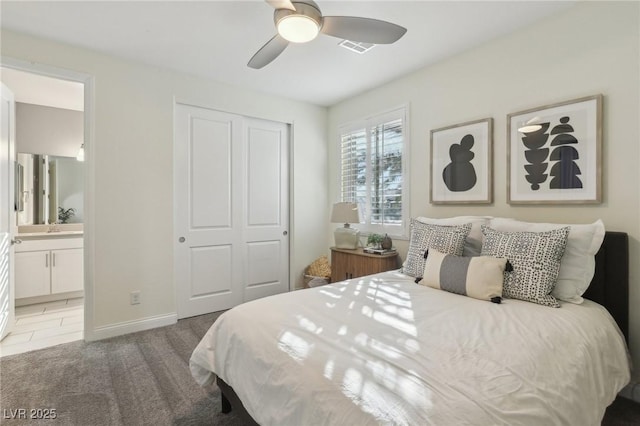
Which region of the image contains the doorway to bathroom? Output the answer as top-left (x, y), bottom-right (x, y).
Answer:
top-left (0, 64), bottom-right (90, 356)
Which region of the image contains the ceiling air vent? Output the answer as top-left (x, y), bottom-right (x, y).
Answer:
top-left (338, 40), bottom-right (376, 54)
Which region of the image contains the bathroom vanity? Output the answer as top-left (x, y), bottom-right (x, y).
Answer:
top-left (14, 225), bottom-right (83, 306)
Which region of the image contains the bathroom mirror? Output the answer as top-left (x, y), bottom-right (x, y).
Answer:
top-left (16, 153), bottom-right (84, 225)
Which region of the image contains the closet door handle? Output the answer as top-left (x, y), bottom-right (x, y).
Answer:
top-left (52, 253), bottom-right (56, 267)
top-left (45, 253), bottom-right (49, 268)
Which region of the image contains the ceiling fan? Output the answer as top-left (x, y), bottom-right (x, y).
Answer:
top-left (248, 0), bottom-right (407, 69)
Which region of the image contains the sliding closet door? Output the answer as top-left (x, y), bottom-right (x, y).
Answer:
top-left (174, 104), bottom-right (289, 319)
top-left (242, 118), bottom-right (289, 302)
top-left (175, 105), bottom-right (243, 318)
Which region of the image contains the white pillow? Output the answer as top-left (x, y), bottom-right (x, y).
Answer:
top-left (415, 216), bottom-right (492, 256)
top-left (488, 218), bottom-right (605, 304)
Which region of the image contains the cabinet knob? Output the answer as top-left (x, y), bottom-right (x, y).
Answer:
top-left (11, 238), bottom-right (22, 245)
top-left (178, 237), bottom-right (186, 243)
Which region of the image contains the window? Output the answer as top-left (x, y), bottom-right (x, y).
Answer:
top-left (338, 106), bottom-right (409, 238)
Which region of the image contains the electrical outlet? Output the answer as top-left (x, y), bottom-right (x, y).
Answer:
top-left (130, 291), bottom-right (141, 305)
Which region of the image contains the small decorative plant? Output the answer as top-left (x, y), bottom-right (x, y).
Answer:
top-left (367, 233), bottom-right (383, 248)
top-left (58, 207), bottom-right (76, 224)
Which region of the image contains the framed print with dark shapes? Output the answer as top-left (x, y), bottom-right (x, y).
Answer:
top-left (507, 94), bottom-right (602, 204)
top-left (430, 118), bottom-right (493, 205)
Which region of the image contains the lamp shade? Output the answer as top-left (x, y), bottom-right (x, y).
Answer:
top-left (331, 202), bottom-right (360, 225)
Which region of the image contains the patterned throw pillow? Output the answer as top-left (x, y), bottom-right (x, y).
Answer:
top-left (488, 218), bottom-right (605, 304)
top-left (480, 226), bottom-right (570, 307)
top-left (403, 220), bottom-right (471, 278)
top-left (421, 249), bottom-right (507, 302)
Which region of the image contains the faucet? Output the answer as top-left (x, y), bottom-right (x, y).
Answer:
top-left (48, 222), bottom-right (60, 233)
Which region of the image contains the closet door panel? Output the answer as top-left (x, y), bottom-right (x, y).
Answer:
top-left (190, 117), bottom-right (232, 229)
top-left (175, 105), bottom-right (290, 318)
top-left (243, 118), bottom-right (289, 302)
top-left (175, 105), bottom-right (243, 319)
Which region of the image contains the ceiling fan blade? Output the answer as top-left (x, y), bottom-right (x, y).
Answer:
top-left (321, 16), bottom-right (407, 44)
top-left (265, 0), bottom-right (296, 11)
top-left (248, 34), bottom-right (289, 69)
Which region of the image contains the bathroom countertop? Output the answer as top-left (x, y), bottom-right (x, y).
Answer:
top-left (17, 224), bottom-right (84, 239)
top-left (17, 231), bottom-right (84, 239)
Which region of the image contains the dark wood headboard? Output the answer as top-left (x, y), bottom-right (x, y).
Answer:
top-left (583, 231), bottom-right (629, 342)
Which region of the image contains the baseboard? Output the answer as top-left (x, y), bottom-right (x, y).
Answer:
top-left (85, 312), bottom-right (177, 341)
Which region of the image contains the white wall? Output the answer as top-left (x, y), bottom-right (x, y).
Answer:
top-left (1, 30), bottom-right (328, 330)
top-left (329, 2), bottom-right (640, 376)
top-left (16, 102), bottom-right (83, 157)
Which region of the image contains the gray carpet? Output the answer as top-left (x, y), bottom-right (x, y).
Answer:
top-left (1, 311), bottom-right (639, 425)
top-left (0, 311), bottom-right (242, 425)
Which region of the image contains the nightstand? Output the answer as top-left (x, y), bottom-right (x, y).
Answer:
top-left (330, 247), bottom-right (399, 282)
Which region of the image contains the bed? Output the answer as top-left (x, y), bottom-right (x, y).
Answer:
top-left (190, 230), bottom-right (630, 425)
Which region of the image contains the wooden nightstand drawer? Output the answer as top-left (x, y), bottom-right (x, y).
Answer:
top-left (330, 247), bottom-right (399, 282)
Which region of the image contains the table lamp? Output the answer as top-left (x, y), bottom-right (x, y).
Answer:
top-left (331, 202), bottom-right (360, 249)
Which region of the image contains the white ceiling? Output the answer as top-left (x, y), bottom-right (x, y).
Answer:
top-left (0, 1), bottom-right (575, 107)
top-left (0, 67), bottom-right (85, 111)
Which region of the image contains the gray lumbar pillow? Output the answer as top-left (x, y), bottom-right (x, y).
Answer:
top-left (421, 249), bottom-right (507, 303)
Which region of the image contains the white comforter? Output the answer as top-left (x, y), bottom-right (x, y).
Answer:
top-left (190, 271), bottom-right (630, 426)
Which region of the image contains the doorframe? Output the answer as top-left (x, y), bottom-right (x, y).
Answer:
top-left (172, 97), bottom-right (295, 306)
top-left (1, 56), bottom-right (96, 340)
top-left (1, 82), bottom-right (16, 340)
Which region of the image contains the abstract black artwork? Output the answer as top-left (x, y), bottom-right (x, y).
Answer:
top-left (431, 118), bottom-right (492, 204)
top-left (508, 95), bottom-right (602, 204)
top-left (520, 122), bottom-right (550, 191)
top-left (443, 134), bottom-right (477, 192)
top-left (549, 117), bottom-right (582, 189)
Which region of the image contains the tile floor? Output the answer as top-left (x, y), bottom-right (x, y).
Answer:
top-left (0, 298), bottom-right (84, 357)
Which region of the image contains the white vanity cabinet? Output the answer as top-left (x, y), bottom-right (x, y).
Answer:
top-left (15, 237), bottom-right (83, 300)
top-left (50, 248), bottom-right (83, 294)
top-left (14, 251), bottom-right (51, 298)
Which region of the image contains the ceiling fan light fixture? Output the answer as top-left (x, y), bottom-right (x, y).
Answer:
top-left (277, 14), bottom-right (319, 43)
top-left (252, 0), bottom-right (405, 69)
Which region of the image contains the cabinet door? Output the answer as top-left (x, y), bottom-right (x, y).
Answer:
top-left (51, 248), bottom-right (84, 294)
top-left (15, 251), bottom-right (50, 298)
top-left (331, 250), bottom-right (350, 282)
top-left (351, 255), bottom-right (375, 279)
top-left (354, 256), bottom-right (398, 277)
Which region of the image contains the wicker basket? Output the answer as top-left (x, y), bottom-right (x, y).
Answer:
top-left (303, 267), bottom-right (330, 288)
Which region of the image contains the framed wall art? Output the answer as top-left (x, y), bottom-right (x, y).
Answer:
top-left (507, 95), bottom-right (602, 204)
top-left (430, 118), bottom-right (493, 204)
